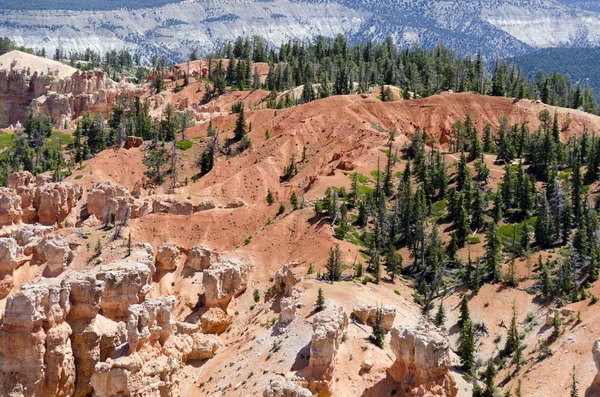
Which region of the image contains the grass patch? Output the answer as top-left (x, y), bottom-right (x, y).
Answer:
top-left (370, 169), bottom-right (385, 180)
top-left (74, 175), bottom-right (83, 180)
top-left (467, 236), bottom-right (481, 245)
top-left (192, 135), bottom-right (205, 140)
top-left (358, 185), bottom-right (373, 195)
top-left (348, 172), bottom-right (370, 184)
top-left (176, 140), bottom-right (193, 151)
top-left (430, 199), bottom-right (447, 218)
top-left (370, 122), bottom-right (387, 133)
top-left (49, 131), bottom-right (74, 146)
top-left (0, 133), bottom-right (14, 149)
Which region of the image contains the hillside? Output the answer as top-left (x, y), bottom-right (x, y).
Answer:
top-left (509, 47), bottom-right (600, 98)
top-left (2, 51), bottom-right (600, 397)
top-left (1, 0), bottom-right (600, 61)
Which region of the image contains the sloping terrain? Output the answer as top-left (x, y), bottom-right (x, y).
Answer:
top-left (3, 52), bottom-right (600, 397)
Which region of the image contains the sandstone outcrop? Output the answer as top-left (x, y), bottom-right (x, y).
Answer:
top-left (279, 297), bottom-right (300, 329)
top-left (307, 305), bottom-right (348, 395)
top-left (0, 237), bottom-right (20, 273)
top-left (0, 281), bottom-right (76, 397)
top-left (90, 296), bottom-right (221, 397)
top-left (156, 243), bottom-right (180, 272)
top-left (87, 181), bottom-right (131, 223)
top-left (593, 339), bottom-right (600, 387)
top-left (33, 235), bottom-right (77, 276)
top-left (388, 323), bottom-right (457, 397)
top-left (200, 307), bottom-right (233, 334)
top-left (352, 304), bottom-right (397, 331)
top-left (203, 259), bottom-right (250, 309)
top-left (0, 172), bottom-right (82, 226)
top-left (264, 376), bottom-right (312, 397)
top-left (95, 261), bottom-right (153, 321)
top-left (274, 262), bottom-right (303, 297)
top-left (9, 224), bottom-right (53, 255)
top-left (184, 244), bottom-right (213, 271)
top-left (0, 51), bottom-right (143, 127)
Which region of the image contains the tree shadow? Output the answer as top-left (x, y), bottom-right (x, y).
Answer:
top-left (361, 372), bottom-right (401, 397)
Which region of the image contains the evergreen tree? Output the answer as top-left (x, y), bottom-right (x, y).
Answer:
top-left (483, 123), bottom-right (495, 153)
top-left (570, 366), bottom-right (579, 397)
top-left (325, 244), bottom-right (343, 281)
top-left (234, 106), bottom-right (247, 140)
top-left (370, 306), bottom-right (385, 348)
top-left (385, 245), bottom-right (402, 282)
top-left (485, 221), bottom-right (502, 282)
top-left (433, 302), bottom-right (446, 327)
top-left (459, 293), bottom-right (470, 327)
top-left (458, 318), bottom-right (476, 374)
top-left (315, 287), bottom-right (325, 312)
top-left (482, 360), bottom-right (498, 397)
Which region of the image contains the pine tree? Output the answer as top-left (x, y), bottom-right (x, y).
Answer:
top-left (315, 287), bottom-right (325, 312)
top-left (552, 309), bottom-right (562, 337)
top-left (483, 122), bottom-right (495, 153)
top-left (325, 245), bottom-right (343, 281)
top-left (267, 189), bottom-right (275, 205)
top-left (234, 106), bottom-right (247, 140)
top-left (371, 306), bottom-right (385, 348)
top-left (458, 318), bottom-right (476, 374)
top-left (570, 366), bottom-right (578, 397)
top-left (485, 221), bottom-right (502, 282)
top-left (482, 359), bottom-right (498, 397)
top-left (433, 302), bottom-right (446, 327)
top-left (459, 293), bottom-right (470, 327)
top-left (290, 191), bottom-right (300, 210)
top-left (504, 303), bottom-right (522, 369)
top-left (385, 245), bottom-right (402, 282)
top-left (455, 196), bottom-right (471, 246)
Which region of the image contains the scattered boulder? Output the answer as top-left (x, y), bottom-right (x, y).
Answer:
top-left (156, 243), bottom-right (180, 271)
top-left (361, 356), bottom-right (374, 373)
top-left (263, 376), bottom-right (312, 397)
top-left (124, 136), bottom-right (143, 149)
top-left (203, 259), bottom-right (250, 309)
top-left (545, 307), bottom-right (576, 326)
top-left (194, 199), bottom-right (216, 212)
top-left (388, 323), bottom-right (457, 397)
top-left (352, 304), bottom-right (396, 331)
top-left (226, 198), bottom-right (245, 208)
top-left (184, 244), bottom-right (213, 271)
top-left (200, 307), bottom-right (233, 334)
top-left (81, 214), bottom-right (102, 227)
top-left (336, 159), bottom-right (357, 171)
top-left (274, 262), bottom-right (303, 297)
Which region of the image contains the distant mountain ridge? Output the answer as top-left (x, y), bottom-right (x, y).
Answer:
top-left (1, 0), bottom-right (600, 61)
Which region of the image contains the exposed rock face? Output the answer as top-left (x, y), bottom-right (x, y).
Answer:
top-left (388, 323), bottom-right (457, 397)
top-left (264, 376), bottom-right (312, 397)
top-left (0, 281), bottom-right (76, 397)
top-left (95, 261), bottom-right (153, 321)
top-left (203, 259), bottom-right (250, 309)
top-left (184, 244), bottom-right (213, 271)
top-left (33, 235), bottom-right (77, 276)
top-left (352, 304), bottom-right (397, 331)
top-left (279, 297), bottom-right (299, 329)
top-left (274, 262), bottom-right (303, 297)
top-left (200, 307), bottom-right (233, 334)
top-left (593, 339), bottom-right (600, 387)
top-left (0, 187), bottom-right (23, 225)
top-left (91, 296), bottom-right (221, 397)
top-left (0, 51), bottom-right (142, 127)
top-left (0, 237), bottom-right (19, 273)
top-left (0, 172), bottom-right (82, 226)
top-left (87, 181), bottom-right (131, 223)
top-left (308, 305), bottom-right (348, 395)
top-left (125, 136), bottom-right (143, 149)
top-left (9, 224), bottom-right (53, 255)
top-left (155, 243), bottom-right (180, 272)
